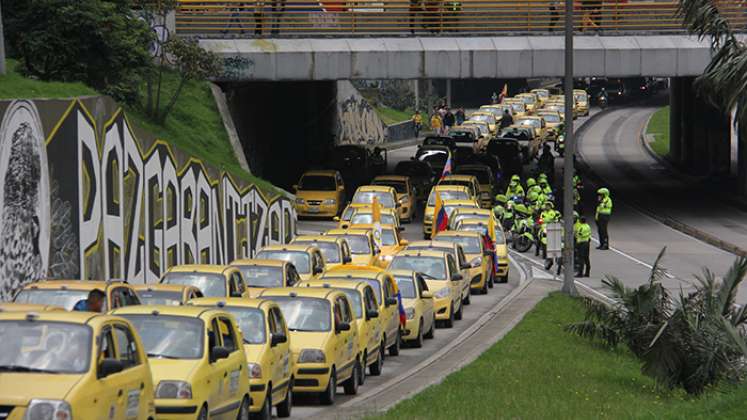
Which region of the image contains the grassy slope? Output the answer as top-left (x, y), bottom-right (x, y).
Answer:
top-left (647, 106), bottom-right (670, 158)
top-left (1, 59), bottom-right (280, 196)
top-left (377, 293), bottom-right (747, 420)
top-left (375, 105), bottom-right (412, 125)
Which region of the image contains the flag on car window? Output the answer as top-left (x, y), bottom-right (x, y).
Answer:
top-left (440, 152), bottom-right (452, 180)
top-left (397, 290), bottom-right (407, 327)
top-left (372, 196), bottom-right (383, 249)
top-left (432, 192), bottom-right (449, 239)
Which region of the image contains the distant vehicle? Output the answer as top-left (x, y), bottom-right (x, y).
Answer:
top-left (415, 145), bottom-right (451, 179)
top-left (422, 136), bottom-right (457, 153)
top-left (327, 145), bottom-right (377, 195)
top-left (488, 138), bottom-right (524, 179)
top-left (394, 160), bottom-right (436, 202)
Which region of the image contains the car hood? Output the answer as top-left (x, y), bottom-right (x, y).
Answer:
top-left (243, 344), bottom-right (269, 365)
top-left (297, 191), bottom-right (336, 201)
top-left (495, 244), bottom-right (508, 257)
top-left (424, 279), bottom-right (450, 296)
top-left (350, 254), bottom-right (375, 266)
top-left (148, 358), bottom-right (201, 384)
top-left (0, 373), bottom-right (83, 404)
top-left (288, 331), bottom-right (330, 356)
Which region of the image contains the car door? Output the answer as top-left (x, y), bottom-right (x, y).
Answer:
top-left (362, 286), bottom-right (380, 354)
top-left (381, 276), bottom-right (398, 345)
top-left (340, 296), bottom-right (358, 365)
top-left (112, 323), bottom-right (151, 420)
top-left (416, 274), bottom-right (434, 332)
top-left (455, 245), bottom-right (470, 297)
top-left (216, 316), bottom-right (245, 416)
top-left (446, 254), bottom-right (461, 311)
top-left (206, 317), bottom-right (227, 413)
top-left (269, 307), bottom-right (292, 394)
top-left (332, 299), bottom-right (347, 372)
top-left (96, 323), bottom-right (129, 420)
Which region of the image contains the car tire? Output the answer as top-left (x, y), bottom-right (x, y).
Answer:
top-left (369, 344), bottom-right (384, 376)
top-left (423, 233), bottom-right (430, 240)
top-left (488, 272), bottom-right (495, 288)
top-left (424, 315), bottom-right (435, 339)
top-left (481, 281), bottom-right (488, 295)
top-left (320, 369), bottom-right (336, 405)
top-left (411, 319), bottom-right (424, 348)
top-left (343, 361), bottom-right (360, 395)
top-left (463, 292), bottom-right (471, 305)
top-left (389, 330), bottom-right (401, 356)
top-left (237, 395), bottom-right (250, 420)
top-left (276, 381), bottom-right (292, 418)
top-left (198, 406), bottom-right (208, 420)
top-left (252, 390), bottom-right (270, 420)
top-left (443, 305), bottom-right (454, 328)
top-left (501, 275), bottom-right (509, 284)
top-left (455, 302), bottom-right (463, 321)
top-left (359, 352), bottom-right (367, 385)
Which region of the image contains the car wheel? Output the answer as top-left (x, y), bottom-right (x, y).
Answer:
top-left (236, 395), bottom-right (250, 420)
top-left (320, 369), bottom-right (336, 405)
top-left (411, 319), bottom-right (424, 348)
top-left (423, 233), bottom-right (430, 240)
top-left (369, 344), bottom-right (384, 376)
top-left (197, 405), bottom-right (208, 420)
top-left (463, 291), bottom-right (471, 305)
top-left (358, 352), bottom-right (367, 385)
top-left (389, 330), bottom-right (401, 356)
top-left (455, 302), bottom-right (463, 321)
top-left (276, 381), bottom-right (292, 418)
top-left (424, 315), bottom-right (435, 339)
top-left (251, 390), bottom-right (270, 420)
top-left (501, 275), bottom-right (509, 283)
top-left (443, 305), bottom-right (454, 328)
top-left (343, 361), bottom-right (360, 395)
top-left (481, 281), bottom-right (488, 295)
top-left (488, 272), bottom-right (495, 288)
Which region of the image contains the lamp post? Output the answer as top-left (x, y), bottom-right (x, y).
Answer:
top-left (561, 0), bottom-right (578, 295)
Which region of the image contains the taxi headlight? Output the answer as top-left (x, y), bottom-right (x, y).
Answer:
top-left (405, 307), bottom-right (415, 320)
top-left (247, 363), bottom-right (262, 379)
top-left (322, 199), bottom-right (336, 205)
top-left (434, 287), bottom-right (451, 298)
top-left (298, 349), bottom-right (326, 364)
top-left (25, 400), bottom-right (72, 420)
top-left (296, 198), bottom-right (305, 205)
top-left (156, 380), bottom-right (193, 399)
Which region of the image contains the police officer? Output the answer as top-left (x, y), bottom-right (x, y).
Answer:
top-left (595, 187), bottom-right (612, 250)
top-left (575, 216), bottom-right (592, 277)
top-left (505, 175), bottom-right (525, 199)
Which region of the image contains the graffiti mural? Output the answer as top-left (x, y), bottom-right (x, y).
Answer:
top-left (335, 81), bottom-right (386, 145)
top-left (0, 97), bottom-right (295, 299)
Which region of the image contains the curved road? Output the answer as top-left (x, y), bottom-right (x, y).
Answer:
top-left (576, 105), bottom-right (747, 302)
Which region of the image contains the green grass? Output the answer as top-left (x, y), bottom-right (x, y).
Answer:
top-left (375, 293), bottom-right (747, 420)
top-left (1, 59), bottom-right (281, 196)
top-left (647, 106), bottom-right (670, 158)
top-left (375, 106), bottom-right (413, 125)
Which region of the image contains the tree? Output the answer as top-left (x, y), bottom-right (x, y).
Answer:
top-left (3, 0), bottom-right (153, 103)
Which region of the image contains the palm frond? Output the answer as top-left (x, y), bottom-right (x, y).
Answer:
top-left (648, 247), bottom-right (669, 286)
top-left (601, 276), bottom-right (629, 302)
top-left (677, 0), bottom-right (736, 47)
top-left (716, 258), bottom-right (747, 317)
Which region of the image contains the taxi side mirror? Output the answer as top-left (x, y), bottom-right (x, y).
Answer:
top-left (421, 291), bottom-right (433, 299)
top-left (335, 322), bottom-right (351, 333)
top-left (271, 333), bottom-right (287, 347)
top-left (385, 297), bottom-right (398, 306)
top-left (210, 346), bottom-right (230, 363)
top-left (470, 257), bottom-right (482, 268)
top-left (366, 309), bottom-right (379, 320)
top-left (333, 216), bottom-right (341, 222)
top-left (98, 358), bottom-right (124, 379)
top-left (399, 239), bottom-right (409, 246)
top-left (343, 255), bottom-right (352, 264)
top-left (313, 266), bottom-right (324, 275)
top-left (451, 273), bottom-right (463, 282)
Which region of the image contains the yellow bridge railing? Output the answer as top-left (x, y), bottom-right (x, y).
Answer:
top-left (175, 0), bottom-right (747, 37)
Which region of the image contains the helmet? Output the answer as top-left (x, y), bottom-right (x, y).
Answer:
top-left (526, 178), bottom-right (536, 187)
top-left (538, 173), bottom-right (547, 181)
top-left (514, 204), bottom-right (530, 216)
top-left (573, 211), bottom-right (579, 220)
top-left (597, 187), bottom-right (610, 196)
top-left (495, 194), bottom-right (508, 204)
top-left (544, 201), bottom-right (554, 209)
top-left (511, 174), bottom-right (520, 182)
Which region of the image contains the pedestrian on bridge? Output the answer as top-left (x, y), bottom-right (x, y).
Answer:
top-left (575, 216), bottom-right (592, 277)
top-left (595, 187), bottom-right (612, 250)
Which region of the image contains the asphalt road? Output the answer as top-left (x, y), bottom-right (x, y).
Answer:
top-left (293, 202), bottom-right (519, 418)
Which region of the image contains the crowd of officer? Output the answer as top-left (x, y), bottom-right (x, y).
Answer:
top-left (491, 168), bottom-right (613, 277)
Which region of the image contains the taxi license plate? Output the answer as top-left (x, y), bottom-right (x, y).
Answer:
top-left (308, 206), bottom-right (320, 213)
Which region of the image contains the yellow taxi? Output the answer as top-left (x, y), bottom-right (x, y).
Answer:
top-left (349, 185), bottom-right (398, 212)
top-left (161, 264), bottom-right (249, 299)
top-left (455, 219), bottom-right (510, 283)
top-left (389, 270), bottom-right (435, 347)
top-left (455, 164), bottom-right (497, 209)
top-left (501, 98), bottom-right (528, 117)
top-left (133, 284), bottom-right (204, 306)
top-left (298, 279), bottom-right (384, 378)
top-left (324, 229), bottom-right (380, 267)
top-left (403, 240), bottom-right (471, 305)
top-left (291, 235), bottom-right (353, 270)
top-left (442, 199), bottom-right (481, 224)
top-left (516, 115), bottom-right (549, 142)
top-left (258, 287), bottom-right (362, 404)
top-left (389, 250), bottom-right (464, 328)
top-left (536, 110), bottom-right (564, 141)
top-left (255, 244), bottom-right (326, 282)
top-left (113, 305), bottom-right (251, 419)
top-left (530, 88), bottom-right (550, 105)
top-left (541, 102), bottom-right (566, 120)
top-left (230, 259), bottom-right (301, 297)
top-left (293, 170), bottom-right (346, 219)
top-left (516, 92), bottom-right (540, 114)
top-left (423, 185), bottom-right (472, 238)
top-left (346, 223), bottom-right (409, 267)
top-left (188, 298), bottom-right (294, 419)
top-left (321, 266), bottom-right (402, 357)
top-left (336, 206), bottom-right (401, 230)
top-left (438, 174), bottom-right (481, 202)
top-left (449, 207), bottom-right (498, 231)
top-left (573, 89), bottom-right (590, 116)
top-left (467, 111), bottom-right (498, 134)
top-left (435, 230), bottom-right (494, 294)
top-left (461, 120), bottom-right (491, 140)
top-left (0, 311), bottom-right (156, 419)
top-left (371, 175), bottom-right (417, 223)
top-left (13, 280), bottom-right (141, 311)
top-left (0, 302), bottom-right (64, 312)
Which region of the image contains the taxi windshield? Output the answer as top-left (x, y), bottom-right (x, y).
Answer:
top-left (394, 277), bottom-right (417, 299)
top-left (510, 103), bottom-right (525, 112)
top-left (381, 229), bottom-right (397, 246)
top-left (469, 114), bottom-right (493, 124)
top-left (461, 223), bottom-right (506, 242)
top-left (294, 242), bottom-right (340, 264)
top-left (352, 191), bottom-right (395, 208)
top-left (341, 206), bottom-right (355, 221)
top-left (574, 92), bottom-right (588, 102)
top-left (519, 96), bottom-right (536, 105)
top-left (267, 297), bottom-right (331, 332)
top-left (161, 272), bottom-right (226, 298)
top-left (390, 256), bottom-right (446, 280)
top-left (350, 213), bottom-right (396, 226)
top-left (445, 204), bottom-right (474, 216)
top-left (0, 321), bottom-right (92, 374)
top-left (427, 190), bottom-right (468, 206)
top-left (255, 251), bottom-right (311, 274)
top-left (453, 213), bottom-right (487, 225)
top-left (540, 114), bottom-right (561, 123)
top-left (14, 289), bottom-right (91, 311)
top-left (332, 235), bottom-right (371, 255)
top-left (222, 307), bottom-right (266, 344)
top-left (438, 235), bottom-right (482, 254)
top-left (518, 119), bottom-right (540, 129)
top-left (339, 289), bottom-right (363, 319)
top-left (299, 175), bottom-right (336, 191)
top-left (123, 315), bottom-right (204, 359)
top-left (237, 265), bottom-right (284, 287)
top-left (372, 181), bottom-right (407, 194)
top-left (137, 290), bottom-right (183, 306)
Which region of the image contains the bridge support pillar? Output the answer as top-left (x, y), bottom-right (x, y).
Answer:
top-left (446, 79), bottom-right (452, 108)
top-left (739, 119), bottom-right (747, 196)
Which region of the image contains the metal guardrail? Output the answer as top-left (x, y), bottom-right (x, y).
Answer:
top-left (175, 0), bottom-right (747, 37)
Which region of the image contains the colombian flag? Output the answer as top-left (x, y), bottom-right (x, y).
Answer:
top-left (397, 291), bottom-right (407, 327)
top-left (440, 152), bottom-right (453, 180)
top-left (499, 83), bottom-right (508, 102)
top-left (432, 192), bottom-right (449, 239)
